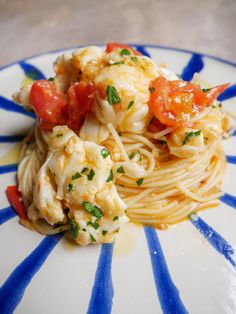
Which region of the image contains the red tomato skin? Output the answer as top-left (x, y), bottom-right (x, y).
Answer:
top-left (67, 81), bottom-right (95, 130)
top-left (148, 77), bottom-right (229, 127)
top-left (6, 185), bottom-right (28, 220)
top-left (31, 80), bottom-right (68, 129)
top-left (106, 42), bottom-right (141, 56)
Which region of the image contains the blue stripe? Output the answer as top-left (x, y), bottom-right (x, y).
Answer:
top-left (0, 135), bottom-right (25, 143)
top-left (19, 61), bottom-right (46, 80)
top-left (0, 164), bottom-right (17, 174)
top-left (0, 233), bottom-right (63, 314)
top-left (144, 227), bottom-right (188, 314)
top-left (87, 243), bottom-right (114, 314)
top-left (226, 155), bottom-right (236, 164)
top-left (0, 96), bottom-right (35, 119)
top-left (181, 54), bottom-right (204, 81)
top-left (135, 45), bottom-right (151, 57)
top-left (0, 206), bottom-right (16, 225)
top-left (218, 84), bottom-right (236, 101)
top-left (190, 215), bottom-right (236, 268)
top-left (233, 130), bottom-right (236, 136)
top-left (220, 193), bottom-right (236, 209)
top-left (0, 44), bottom-right (235, 74)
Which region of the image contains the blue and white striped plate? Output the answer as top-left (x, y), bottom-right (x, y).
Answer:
top-left (0, 45), bottom-right (236, 314)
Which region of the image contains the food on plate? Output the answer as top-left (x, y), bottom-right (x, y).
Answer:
top-left (8, 43), bottom-right (231, 245)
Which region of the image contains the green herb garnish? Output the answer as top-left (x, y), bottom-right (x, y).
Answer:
top-left (159, 140), bottom-right (166, 145)
top-left (183, 130), bottom-right (201, 145)
top-left (202, 88), bottom-right (211, 92)
top-left (218, 103), bottom-right (222, 108)
top-left (90, 234), bottom-right (96, 242)
top-left (48, 77), bottom-right (54, 81)
top-left (106, 169), bottom-right (113, 182)
top-left (72, 172), bottom-right (81, 180)
top-left (106, 85), bottom-right (121, 105)
top-left (117, 166), bottom-right (124, 173)
top-left (129, 152), bottom-right (136, 160)
top-left (87, 221), bottom-right (99, 230)
top-left (81, 167), bottom-right (89, 174)
top-left (149, 87), bottom-right (155, 93)
top-left (56, 133), bottom-right (63, 138)
top-left (113, 216), bottom-right (119, 221)
top-left (87, 169), bottom-right (95, 181)
top-left (120, 49), bottom-right (131, 56)
top-left (67, 183), bottom-right (74, 192)
top-left (127, 100), bottom-right (134, 110)
top-left (110, 61), bottom-right (124, 66)
top-left (82, 228), bottom-right (87, 232)
top-left (101, 148), bottom-right (110, 159)
top-left (82, 201), bottom-right (103, 219)
top-left (102, 230), bottom-right (108, 236)
top-left (131, 56), bottom-right (138, 62)
top-left (69, 219), bottom-right (79, 240)
top-left (136, 178), bottom-right (144, 186)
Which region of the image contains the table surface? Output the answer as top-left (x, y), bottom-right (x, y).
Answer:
top-left (0, 0), bottom-right (235, 67)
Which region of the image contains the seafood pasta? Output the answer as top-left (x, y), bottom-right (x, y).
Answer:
top-left (7, 43), bottom-right (231, 245)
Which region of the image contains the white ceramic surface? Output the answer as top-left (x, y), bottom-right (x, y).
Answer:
top-left (0, 45), bottom-right (236, 314)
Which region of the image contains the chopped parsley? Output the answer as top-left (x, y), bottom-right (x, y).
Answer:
top-left (81, 167), bottom-right (89, 174)
top-left (106, 169), bottom-right (113, 182)
top-left (106, 85), bottom-right (121, 105)
top-left (202, 88), bottom-right (211, 92)
top-left (72, 172), bottom-right (81, 180)
top-left (56, 133), bottom-right (63, 138)
top-left (87, 169), bottom-right (95, 181)
top-left (218, 103), bottom-right (222, 108)
top-left (149, 87), bottom-right (155, 93)
top-left (82, 228), bottom-right (87, 232)
top-left (82, 201), bottom-right (103, 219)
top-left (138, 150), bottom-right (142, 161)
top-left (110, 61), bottom-right (124, 66)
top-left (136, 178), bottom-right (144, 186)
top-left (90, 234), bottom-right (96, 242)
top-left (87, 221), bottom-right (99, 230)
top-left (129, 152), bottom-right (136, 160)
top-left (127, 100), bottom-right (134, 110)
top-left (113, 216), bottom-right (119, 221)
top-left (67, 183), bottom-right (74, 192)
top-left (117, 166), bottom-right (124, 173)
top-left (69, 219), bottom-right (79, 240)
top-left (131, 56), bottom-right (138, 62)
top-left (48, 77), bottom-right (54, 81)
top-left (120, 48), bottom-right (131, 56)
top-left (183, 130), bottom-right (201, 145)
top-left (102, 230), bottom-right (108, 236)
top-left (159, 140), bottom-right (166, 145)
top-left (101, 148), bottom-right (110, 159)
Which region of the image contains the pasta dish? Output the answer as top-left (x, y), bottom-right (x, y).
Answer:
top-left (6, 43), bottom-right (231, 245)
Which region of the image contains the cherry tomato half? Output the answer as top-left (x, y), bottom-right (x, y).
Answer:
top-left (148, 76), bottom-right (229, 127)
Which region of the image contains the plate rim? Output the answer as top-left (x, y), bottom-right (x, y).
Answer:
top-left (0, 43), bottom-right (235, 73)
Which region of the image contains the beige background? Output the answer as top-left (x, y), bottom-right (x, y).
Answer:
top-left (0, 0), bottom-right (235, 67)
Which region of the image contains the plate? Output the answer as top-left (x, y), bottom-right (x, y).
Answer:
top-left (0, 45), bottom-right (236, 314)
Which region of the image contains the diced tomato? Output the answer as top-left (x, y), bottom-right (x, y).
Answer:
top-left (31, 80), bottom-right (68, 129)
top-left (6, 186), bottom-right (28, 220)
top-left (67, 81), bottom-right (95, 130)
top-left (148, 77), bottom-right (229, 127)
top-left (106, 42), bottom-right (141, 56)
